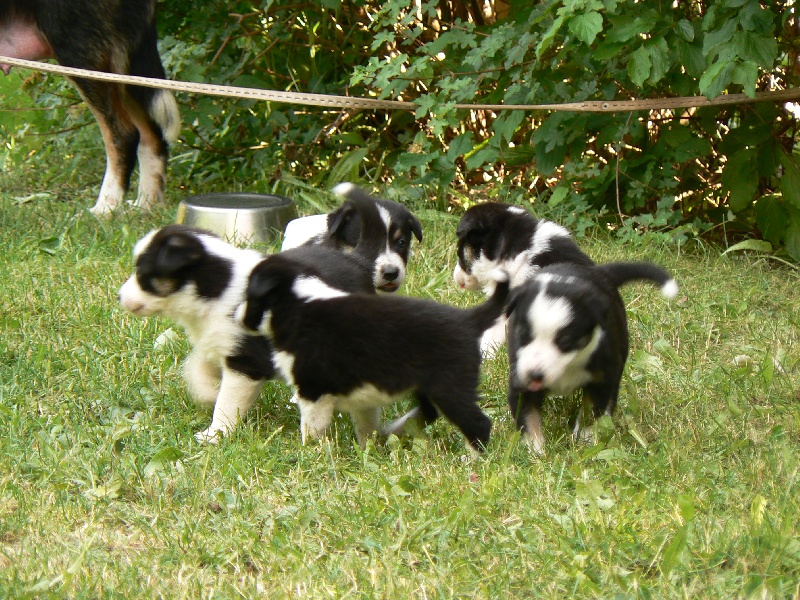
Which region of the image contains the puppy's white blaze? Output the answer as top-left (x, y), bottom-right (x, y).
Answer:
top-left (661, 279), bottom-right (679, 299)
top-left (292, 276), bottom-right (348, 302)
top-left (530, 220), bottom-right (571, 256)
top-left (507, 206), bottom-right (526, 215)
top-left (332, 182), bottom-right (357, 197)
top-left (272, 350), bottom-right (296, 386)
top-left (376, 204), bottom-right (392, 229)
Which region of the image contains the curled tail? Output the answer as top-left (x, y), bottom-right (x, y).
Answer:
top-left (599, 262), bottom-right (678, 298)
top-left (469, 269), bottom-right (511, 332)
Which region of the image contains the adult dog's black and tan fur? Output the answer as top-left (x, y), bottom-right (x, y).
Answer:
top-left (0, 0), bottom-right (179, 215)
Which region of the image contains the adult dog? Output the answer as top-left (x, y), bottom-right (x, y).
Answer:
top-left (119, 225), bottom-right (375, 442)
top-left (238, 253), bottom-right (510, 455)
top-left (0, 0), bottom-right (180, 215)
top-left (505, 261), bottom-right (678, 455)
top-left (453, 202), bottom-right (593, 356)
top-left (282, 183), bottom-right (423, 292)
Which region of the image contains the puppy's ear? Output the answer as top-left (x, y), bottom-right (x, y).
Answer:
top-left (246, 268), bottom-right (284, 300)
top-left (327, 202), bottom-right (361, 247)
top-left (408, 214), bottom-right (423, 242)
top-left (155, 233), bottom-right (204, 274)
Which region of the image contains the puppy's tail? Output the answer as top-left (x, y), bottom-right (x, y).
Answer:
top-left (468, 269), bottom-right (511, 332)
top-left (599, 262), bottom-right (678, 298)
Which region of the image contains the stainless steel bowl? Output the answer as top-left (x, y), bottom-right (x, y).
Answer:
top-left (175, 193), bottom-right (297, 244)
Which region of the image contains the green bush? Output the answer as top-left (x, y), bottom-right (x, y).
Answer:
top-left (3, 0), bottom-right (800, 259)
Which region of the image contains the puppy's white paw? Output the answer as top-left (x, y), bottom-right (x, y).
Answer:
top-left (195, 425), bottom-right (226, 444)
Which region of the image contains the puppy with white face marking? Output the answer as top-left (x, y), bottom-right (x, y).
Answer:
top-left (237, 253), bottom-right (510, 455)
top-left (505, 261), bottom-right (678, 455)
top-left (453, 202), bottom-right (594, 356)
top-left (119, 225), bottom-right (375, 442)
top-left (282, 183), bottom-right (423, 292)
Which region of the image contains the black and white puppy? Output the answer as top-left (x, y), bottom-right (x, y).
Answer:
top-left (282, 183), bottom-right (423, 292)
top-left (505, 261), bottom-right (678, 455)
top-left (1, 0), bottom-right (180, 216)
top-left (453, 202), bottom-right (594, 356)
top-left (119, 225), bottom-right (374, 442)
top-left (237, 254), bottom-right (510, 455)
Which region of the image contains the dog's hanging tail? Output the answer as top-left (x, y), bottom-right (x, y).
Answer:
top-left (469, 269), bottom-right (511, 332)
top-left (599, 262), bottom-right (678, 298)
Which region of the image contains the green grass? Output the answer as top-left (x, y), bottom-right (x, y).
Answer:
top-left (0, 178), bottom-right (799, 598)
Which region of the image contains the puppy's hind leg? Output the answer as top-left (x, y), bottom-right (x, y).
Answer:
top-left (572, 381), bottom-right (620, 445)
top-left (297, 396), bottom-right (335, 445)
top-left (350, 407), bottom-right (382, 448)
top-left (195, 369), bottom-right (264, 443)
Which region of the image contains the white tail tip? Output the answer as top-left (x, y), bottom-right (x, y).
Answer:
top-left (661, 279), bottom-right (678, 299)
top-left (332, 182), bottom-right (357, 197)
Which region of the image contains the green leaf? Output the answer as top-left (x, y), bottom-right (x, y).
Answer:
top-left (755, 196), bottom-right (789, 243)
top-left (568, 11), bottom-right (603, 46)
top-left (549, 186), bottom-right (569, 206)
top-left (661, 526), bottom-right (688, 575)
top-left (732, 61), bottom-right (758, 97)
top-left (721, 149), bottom-right (758, 211)
top-left (785, 214), bottom-right (800, 262)
top-left (721, 239), bottom-right (773, 255)
top-left (677, 19), bottom-right (695, 42)
top-left (536, 15), bottom-right (564, 59)
top-left (327, 148), bottom-right (369, 186)
top-left (699, 59), bottom-right (736, 99)
top-left (144, 447), bottom-right (184, 477)
top-left (628, 46), bottom-right (651, 88)
top-left (739, 31), bottom-right (778, 69)
top-left (446, 133), bottom-right (475, 161)
top-left (779, 152), bottom-right (800, 209)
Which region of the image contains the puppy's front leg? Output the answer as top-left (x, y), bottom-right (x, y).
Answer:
top-left (297, 396), bottom-right (334, 444)
top-left (195, 369), bottom-right (264, 443)
top-left (183, 351), bottom-right (222, 407)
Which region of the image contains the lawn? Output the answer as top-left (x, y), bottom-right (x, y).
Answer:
top-left (0, 167), bottom-right (799, 598)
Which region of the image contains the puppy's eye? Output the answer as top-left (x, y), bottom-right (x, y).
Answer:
top-left (395, 237), bottom-right (408, 251)
top-left (555, 331), bottom-right (591, 352)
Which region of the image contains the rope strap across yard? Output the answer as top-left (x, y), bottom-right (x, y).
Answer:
top-left (3, 55), bottom-right (800, 113)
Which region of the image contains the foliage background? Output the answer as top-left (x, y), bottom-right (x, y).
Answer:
top-left (3, 0), bottom-right (800, 259)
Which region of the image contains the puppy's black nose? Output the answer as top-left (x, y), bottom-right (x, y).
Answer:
top-left (382, 267), bottom-right (400, 282)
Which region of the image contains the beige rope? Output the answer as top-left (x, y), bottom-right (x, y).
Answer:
top-left (3, 54), bottom-right (800, 113)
